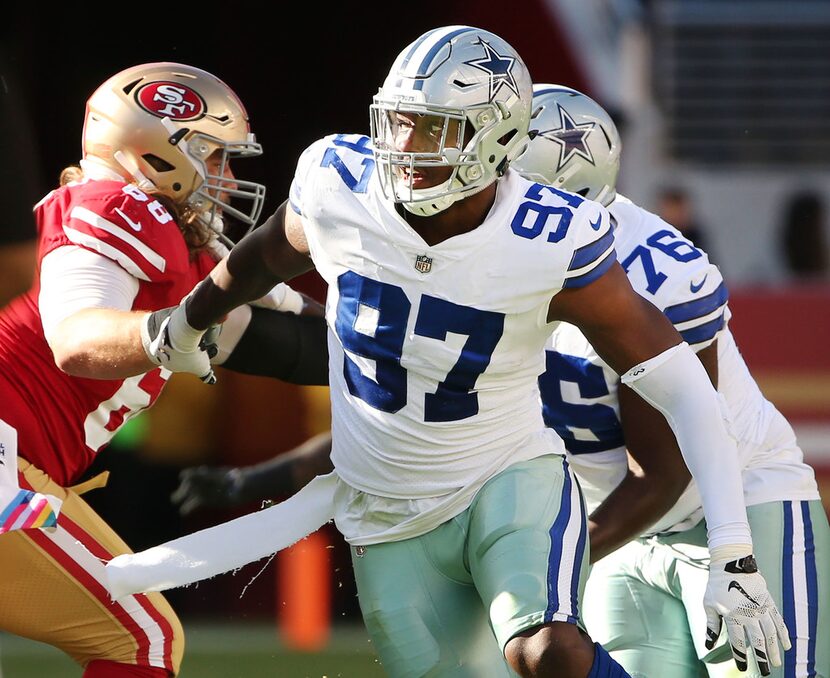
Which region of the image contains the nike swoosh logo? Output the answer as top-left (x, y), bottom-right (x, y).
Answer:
top-left (727, 580), bottom-right (760, 606)
top-left (114, 207), bottom-right (142, 232)
top-left (690, 274), bottom-right (708, 293)
top-left (589, 213), bottom-right (602, 230)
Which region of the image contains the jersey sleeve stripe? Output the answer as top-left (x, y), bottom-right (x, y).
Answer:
top-left (678, 312), bottom-right (725, 345)
top-left (62, 226), bottom-right (152, 282)
top-left (69, 206), bottom-right (166, 273)
top-left (288, 181), bottom-right (303, 216)
top-left (563, 248), bottom-right (616, 289)
top-left (664, 281), bottom-right (728, 324)
top-left (567, 229), bottom-right (615, 272)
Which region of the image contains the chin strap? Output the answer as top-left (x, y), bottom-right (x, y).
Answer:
top-left (401, 190), bottom-right (459, 217)
top-left (400, 172), bottom-right (498, 217)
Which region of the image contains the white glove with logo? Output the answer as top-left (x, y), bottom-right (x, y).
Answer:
top-left (140, 303), bottom-right (217, 384)
top-left (704, 550), bottom-right (791, 676)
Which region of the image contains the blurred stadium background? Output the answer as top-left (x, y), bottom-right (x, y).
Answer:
top-left (2, 0), bottom-right (829, 675)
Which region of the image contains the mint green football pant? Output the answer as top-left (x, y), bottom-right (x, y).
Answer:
top-left (582, 500), bottom-right (830, 678)
top-left (349, 455), bottom-right (591, 678)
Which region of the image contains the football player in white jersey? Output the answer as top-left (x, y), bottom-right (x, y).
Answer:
top-left (513, 84), bottom-right (830, 678)
top-left (144, 27), bottom-right (788, 678)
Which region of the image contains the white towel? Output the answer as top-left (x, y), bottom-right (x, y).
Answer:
top-left (105, 472), bottom-right (337, 601)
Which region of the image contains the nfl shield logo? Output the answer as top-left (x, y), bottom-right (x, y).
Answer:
top-left (414, 254), bottom-right (433, 274)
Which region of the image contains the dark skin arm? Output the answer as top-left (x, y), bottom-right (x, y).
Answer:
top-left (171, 431), bottom-right (334, 515)
top-left (547, 261), bottom-right (683, 374)
top-left (187, 200), bottom-right (312, 330)
top-left (549, 263), bottom-right (724, 562)
top-left (171, 200), bottom-right (330, 513)
top-left (247, 430), bottom-right (334, 497)
top-left (588, 341), bottom-right (719, 563)
top-left (512, 263), bottom-right (701, 678)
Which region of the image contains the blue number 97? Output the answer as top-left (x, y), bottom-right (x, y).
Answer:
top-left (336, 271), bottom-right (410, 412)
top-left (335, 272), bottom-right (505, 422)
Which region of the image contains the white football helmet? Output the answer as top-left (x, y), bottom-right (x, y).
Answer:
top-left (514, 84), bottom-right (621, 207)
top-left (82, 62), bottom-right (265, 243)
top-left (370, 26), bottom-right (532, 216)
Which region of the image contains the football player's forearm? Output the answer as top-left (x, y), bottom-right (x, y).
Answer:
top-left (590, 382), bottom-right (695, 562)
top-left (187, 255), bottom-right (278, 331)
top-left (49, 308), bottom-right (155, 379)
top-left (588, 470), bottom-right (687, 563)
top-left (187, 204), bottom-right (312, 330)
top-left (237, 431), bottom-right (334, 501)
top-left (622, 343), bottom-right (751, 550)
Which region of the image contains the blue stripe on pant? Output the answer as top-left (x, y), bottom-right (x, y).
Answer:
top-left (783, 500), bottom-right (819, 678)
top-left (545, 457), bottom-right (587, 625)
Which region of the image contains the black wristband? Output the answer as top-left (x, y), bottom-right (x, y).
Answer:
top-left (724, 554), bottom-right (758, 574)
top-left (222, 306), bottom-right (329, 385)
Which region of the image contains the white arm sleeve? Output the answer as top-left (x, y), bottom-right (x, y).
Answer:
top-left (39, 246), bottom-right (140, 342)
top-left (621, 342), bottom-right (751, 550)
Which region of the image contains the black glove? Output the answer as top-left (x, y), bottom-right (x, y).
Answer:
top-left (171, 466), bottom-right (243, 516)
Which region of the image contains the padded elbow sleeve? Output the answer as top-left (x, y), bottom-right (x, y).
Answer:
top-left (222, 307), bottom-right (329, 386)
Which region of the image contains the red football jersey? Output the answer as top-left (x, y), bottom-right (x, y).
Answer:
top-left (0, 179), bottom-right (216, 486)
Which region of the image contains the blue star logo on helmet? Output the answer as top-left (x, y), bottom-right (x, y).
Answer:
top-left (465, 39), bottom-right (520, 101)
top-left (538, 104), bottom-right (596, 171)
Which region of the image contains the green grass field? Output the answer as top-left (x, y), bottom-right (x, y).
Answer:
top-left (0, 623), bottom-right (386, 678)
top-left (0, 621), bottom-right (751, 678)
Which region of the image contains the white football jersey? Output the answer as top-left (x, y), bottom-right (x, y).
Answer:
top-left (545, 194), bottom-right (819, 536)
top-left (290, 133), bottom-right (616, 542)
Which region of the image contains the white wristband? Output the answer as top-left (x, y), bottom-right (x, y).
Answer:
top-left (709, 544), bottom-right (753, 562)
top-left (166, 305), bottom-right (204, 352)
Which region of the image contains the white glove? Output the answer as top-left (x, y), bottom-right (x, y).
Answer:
top-left (140, 303), bottom-right (217, 384)
top-left (704, 551), bottom-right (791, 675)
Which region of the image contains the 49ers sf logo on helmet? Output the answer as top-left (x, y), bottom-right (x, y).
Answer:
top-left (135, 81), bottom-right (206, 121)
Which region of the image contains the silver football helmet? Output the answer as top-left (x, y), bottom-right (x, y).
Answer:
top-left (371, 26), bottom-right (532, 216)
top-left (514, 84), bottom-right (621, 207)
top-left (83, 62), bottom-right (265, 244)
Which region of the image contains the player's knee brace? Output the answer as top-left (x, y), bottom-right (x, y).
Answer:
top-left (588, 643), bottom-right (632, 678)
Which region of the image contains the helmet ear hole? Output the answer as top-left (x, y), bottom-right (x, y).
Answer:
top-left (497, 130), bottom-right (518, 147)
top-left (143, 153), bottom-right (175, 172)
